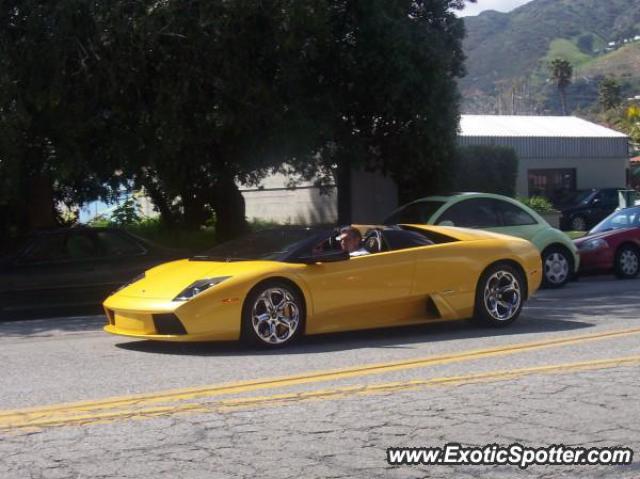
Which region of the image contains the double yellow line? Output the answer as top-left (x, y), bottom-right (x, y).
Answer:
top-left (2, 327), bottom-right (640, 433)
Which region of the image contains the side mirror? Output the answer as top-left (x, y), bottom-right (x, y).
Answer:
top-left (297, 250), bottom-right (350, 264)
top-left (591, 198), bottom-right (601, 206)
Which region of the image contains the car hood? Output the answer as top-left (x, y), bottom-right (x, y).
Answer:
top-left (114, 258), bottom-right (277, 300)
top-left (574, 228), bottom-right (635, 246)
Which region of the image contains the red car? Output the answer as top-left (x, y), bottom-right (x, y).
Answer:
top-left (574, 206), bottom-right (640, 279)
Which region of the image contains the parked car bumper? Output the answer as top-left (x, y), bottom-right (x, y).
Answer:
top-left (578, 248), bottom-right (614, 273)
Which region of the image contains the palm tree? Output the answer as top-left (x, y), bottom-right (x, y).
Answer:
top-left (549, 59), bottom-right (573, 115)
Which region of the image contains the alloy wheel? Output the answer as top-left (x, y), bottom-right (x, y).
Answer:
top-left (483, 270), bottom-right (522, 322)
top-left (251, 287), bottom-right (300, 345)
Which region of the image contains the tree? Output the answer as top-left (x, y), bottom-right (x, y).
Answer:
top-left (93, 1), bottom-right (336, 240)
top-left (289, 0), bottom-right (473, 221)
top-left (624, 105), bottom-right (640, 149)
top-left (0, 0), bottom-right (119, 241)
top-left (1, 0), bottom-right (475, 242)
top-left (598, 77), bottom-right (622, 111)
top-left (549, 59), bottom-right (573, 115)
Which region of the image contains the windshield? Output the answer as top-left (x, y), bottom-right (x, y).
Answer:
top-left (557, 190), bottom-right (593, 207)
top-left (384, 201), bottom-right (445, 225)
top-left (194, 228), bottom-right (322, 261)
top-left (590, 207), bottom-right (640, 234)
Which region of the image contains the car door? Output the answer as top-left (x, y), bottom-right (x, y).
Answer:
top-left (300, 247), bottom-right (419, 334)
top-left (411, 241), bottom-right (484, 321)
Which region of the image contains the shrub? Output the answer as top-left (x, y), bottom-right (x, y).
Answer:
top-left (519, 196), bottom-right (555, 214)
top-left (452, 145), bottom-right (518, 196)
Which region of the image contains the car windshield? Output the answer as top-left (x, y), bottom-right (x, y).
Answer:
top-left (590, 207), bottom-right (640, 234)
top-left (194, 228), bottom-right (322, 261)
top-left (558, 190), bottom-right (593, 207)
top-left (384, 201), bottom-right (445, 224)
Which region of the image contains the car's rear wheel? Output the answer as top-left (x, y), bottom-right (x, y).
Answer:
top-left (614, 245), bottom-right (640, 279)
top-left (241, 281), bottom-right (305, 348)
top-left (542, 246), bottom-right (573, 288)
top-left (474, 263), bottom-right (524, 327)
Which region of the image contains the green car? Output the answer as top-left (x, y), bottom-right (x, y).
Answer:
top-left (384, 192), bottom-right (579, 288)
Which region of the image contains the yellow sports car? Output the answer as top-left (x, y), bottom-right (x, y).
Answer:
top-left (103, 225), bottom-right (542, 347)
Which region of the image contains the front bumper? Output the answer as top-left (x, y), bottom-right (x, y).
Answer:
top-left (577, 247), bottom-right (614, 273)
top-left (103, 294), bottom-right (242, 342)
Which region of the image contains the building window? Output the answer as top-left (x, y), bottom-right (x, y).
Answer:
top-left (528, 168), bottom-right (577, 204)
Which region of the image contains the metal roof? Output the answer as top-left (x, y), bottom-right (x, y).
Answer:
top-left (460, 115), bottom-right (628, 139)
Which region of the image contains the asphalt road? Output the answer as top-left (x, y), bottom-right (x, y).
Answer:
top-left (1, 276), bottom-right (639, 478)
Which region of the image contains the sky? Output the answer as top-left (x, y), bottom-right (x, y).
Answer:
top-left (459, 0), bottom-right (535, 17)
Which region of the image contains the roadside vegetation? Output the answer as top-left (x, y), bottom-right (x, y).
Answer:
top-left (518, 196), bottom-right (555, 214)
top-left (0, 0), bottom-right (471, 248)
top-left (88, 199), bottom-right (282, 252)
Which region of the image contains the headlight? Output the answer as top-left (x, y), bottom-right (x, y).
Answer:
top-left (114, 273), bottom-right (145, 293)
top-left (173, 276), bottom-right (231, 301)
top-left (578, 238), bottom-right (608, 252)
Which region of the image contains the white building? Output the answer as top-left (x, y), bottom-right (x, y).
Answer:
top-left (459, 115), bottom-right (629, 201)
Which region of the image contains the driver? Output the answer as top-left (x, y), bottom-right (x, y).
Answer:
top-left (337, 226), bottom-right (370, 257)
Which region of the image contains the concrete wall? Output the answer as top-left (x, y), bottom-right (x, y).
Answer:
top-left (241, 172), bottom-right (337, 225)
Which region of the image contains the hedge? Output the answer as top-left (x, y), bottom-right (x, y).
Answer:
top-left (451, 145), bottom-right (518, 197)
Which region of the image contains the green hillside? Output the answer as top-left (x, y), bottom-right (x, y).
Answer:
top-left (461, 0), bottom-right (640, 114)
top-left (579, 42), bottom-right (640, 77)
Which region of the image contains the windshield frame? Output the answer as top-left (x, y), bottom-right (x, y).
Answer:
top-left (192, 227), bottom-right (331, 263)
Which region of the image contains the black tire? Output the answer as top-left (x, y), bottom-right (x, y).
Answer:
top-left (541, 246), bottom-right (573, 289)
top-left (241, 280), bottom-right (305, 348)
top-left (570, 215), bottom-right (587, 231)
top-left (614, 245), bottom-right (640, 279)
top-left (474, 262), bottom-right (525, 327)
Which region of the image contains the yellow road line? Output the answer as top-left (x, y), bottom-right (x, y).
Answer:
top-left (217, 355), bottom-right (640, 411)
top-left (2, 327), bottom-right (640, 424)
top-left (3, 355), bottom-right (639, 432)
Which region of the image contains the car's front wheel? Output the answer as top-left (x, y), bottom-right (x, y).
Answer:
top-left (614, 245), bottom-right (640, 279)
top-left (241, 281), bottom-right (305, 348)
top-left (474, 263), bottom-right (524, 327)
top-left (542, 246), bottom-right (573, 288)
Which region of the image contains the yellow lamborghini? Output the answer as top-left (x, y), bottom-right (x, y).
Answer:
top-left (103, 225), bottom-right (542, 347)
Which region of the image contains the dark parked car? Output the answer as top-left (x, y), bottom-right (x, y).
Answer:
top-left (558, 188), bottom-right (621, 231)
top-left (574, 206), bottom-right (640, 279)
top-left (0, 227), bottom-right (184, 318)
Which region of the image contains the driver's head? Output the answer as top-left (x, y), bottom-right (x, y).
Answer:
top-left (338, 226), bottom-right (362, 253)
